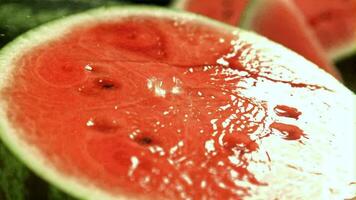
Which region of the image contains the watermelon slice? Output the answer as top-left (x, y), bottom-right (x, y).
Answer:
top-left (240, 0), bottom-right (341, 79)
top-left (293, 0), bottom-right (356, 61)
top-left (173, 0), bottom-right (342, 80)
top-left (0, 6), bottom-right (355, 200)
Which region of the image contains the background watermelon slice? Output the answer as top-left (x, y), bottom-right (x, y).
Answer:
top-left (293, 0), bottom-right (356, 61)
top-left (0, 1), bottom-right (355, 200)
top-left (239, 0), bottom-right (341, 79)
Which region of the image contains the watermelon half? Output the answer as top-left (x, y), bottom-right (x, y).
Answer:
top-left (173, 0), bottom-right (343, 80)
top-left (0, 6), bottom-right (355, 200)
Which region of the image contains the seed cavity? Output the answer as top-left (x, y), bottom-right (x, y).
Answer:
top-left (96, 78), bottom-right (116, 89)
top-left (137, 137), bottom-right (153, 145)
top-left (78, 77), bottom-right (119, 95)
top-left (133, 133), bottom-right (155, 146)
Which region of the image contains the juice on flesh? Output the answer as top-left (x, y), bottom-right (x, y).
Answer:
top-left (2, 15), bottom-right (347, 199)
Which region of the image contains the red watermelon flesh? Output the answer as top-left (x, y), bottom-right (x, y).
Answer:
top-left (1, 15), bottom-right (343, 199)
top-left (293, 0), bottom-right (356, 59)
top-left (181, 0), bottom-right (248, 25)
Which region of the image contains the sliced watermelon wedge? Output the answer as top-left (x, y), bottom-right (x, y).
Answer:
top-left (293, 0), bottom-right (356, 61)
top-left (0, 6), bottom-right (355, 200)
top-left (240, 0), bottom-right (341, 80)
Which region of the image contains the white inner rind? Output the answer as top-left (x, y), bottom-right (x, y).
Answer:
top-left (0, 6), bottom-right (355, 200)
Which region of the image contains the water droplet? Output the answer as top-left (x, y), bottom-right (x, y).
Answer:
top-left (199, 180), bottom-right (207, 189)
top-left (86, 117), bottom-right (119, 133)
top-left (205, 139), bottom-right (215, 153)
top-left (147, 76), bottom-right (184, 97)
top-left (147, 77), bottom-right (166, 97)
top-left (217, 57), bottom-right (229, 66)
top-left (86, 119), bottom-right (95, 127)
top-left (84, 64), bottom-right (93, 71)
top-left (128, 156), bottom-right (139, 177)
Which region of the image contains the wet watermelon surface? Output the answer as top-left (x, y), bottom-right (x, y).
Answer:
top-left (3, 16), bottom-right (326, 199)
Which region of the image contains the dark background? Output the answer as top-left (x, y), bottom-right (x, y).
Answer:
top-left (0, 0), bottom-right (355, 200)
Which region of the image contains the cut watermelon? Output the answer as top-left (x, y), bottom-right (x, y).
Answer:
top-left (174, 0), bottom-right (342, 80)
top-left (293, 0), bottom-right (356, 61)
top-left (0, 6), bottom-right (355, 200)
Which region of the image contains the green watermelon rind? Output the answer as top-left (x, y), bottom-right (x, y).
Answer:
top-left (329, 40), bottom-right (356, 61)
top-left (238, 0), bottom-right (263, 29)
top-left (0, 5), bottom-right (353, 200)
top-left (169, 0), bottom-right (186, 8)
